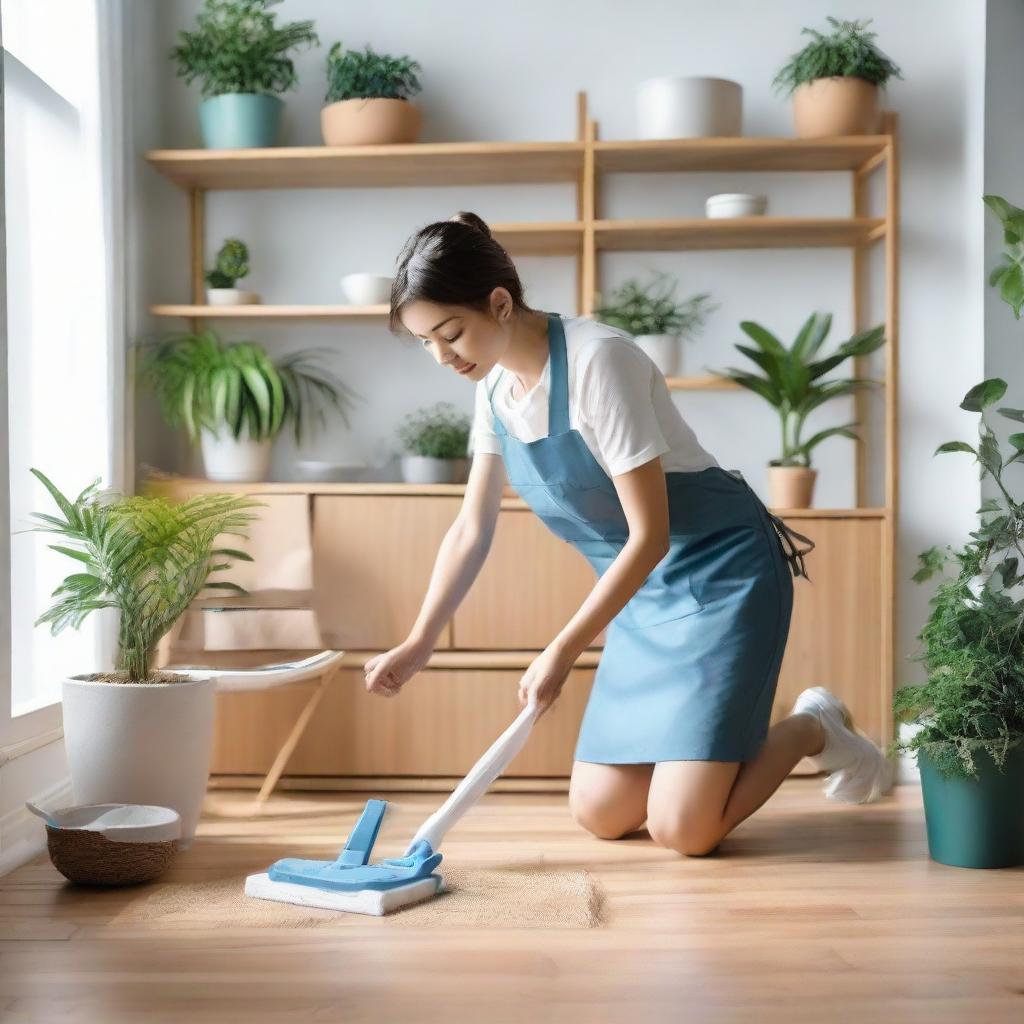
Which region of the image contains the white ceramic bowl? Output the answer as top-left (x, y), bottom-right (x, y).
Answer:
top-left (340, 273), bottom-right (393, 305)
top-left (705, 193), bottom-right (768, 218)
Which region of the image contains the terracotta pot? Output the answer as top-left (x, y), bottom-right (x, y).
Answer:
top-left (320, 97), bottom-right (422, 146)
top-left (767, 465), bottom-right (817, 508)
top-left (792, 77), bottom-right (880, 137)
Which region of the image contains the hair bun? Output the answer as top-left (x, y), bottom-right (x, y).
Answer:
top-left (451, 210), bottom-right (493, 239)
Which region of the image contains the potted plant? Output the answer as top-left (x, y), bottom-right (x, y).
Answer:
top-left (710, 312), bottom-right (885, 508)
top-left (398, 402), bottom-right (470, 484)
top-left (593, 272), bottom-right (717, 378)
top-left (772, 16), bottom-right (902, 138)
top-left (892, 376), bottom-right (1024, 867)
top-left (23, 468), bottom-right (262, 843)
top-left (170, 0), bottom-right (319, 149)
top-left (321, 42), bottom-right (423, 145)
top-left (139, 328), bottom-right (359, 482)
top-left (205, 238), bottom-right (259, 305)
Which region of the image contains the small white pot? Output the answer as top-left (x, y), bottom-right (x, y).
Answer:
top-left (401, 455), bottom-right (469, 484)
top-left (706, 193), bottom-right (768, 218)
top-left (341, 273), bottom-right (393, 305)
top-left (636, 76), bottom-right (743, 139)
top-left (61, 674), bottom-right (216, 845)
top-left (206, 288), bottom-right (260, 306)
top-left (200, 424), bottom-right (272, 482)
top-left (634, 334), bottom-right (681, 377)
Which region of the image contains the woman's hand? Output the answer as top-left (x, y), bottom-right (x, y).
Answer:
top-left (364, 637), bottom-right (432, 698)
top-left (517, 645), bottom-right (576, 717)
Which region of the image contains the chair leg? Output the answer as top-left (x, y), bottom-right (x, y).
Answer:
top-left (255, 666), bottom-right (337, 806)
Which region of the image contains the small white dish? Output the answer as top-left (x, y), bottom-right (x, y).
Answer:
top-left (705, 193), bottom-right (768, 218)
top-left (340, 273), bottom-right (393, 305)
top-left (27, 801), bottom-right (181, 843)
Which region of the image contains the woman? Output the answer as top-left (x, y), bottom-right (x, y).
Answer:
top-left (364, 211), bottom-right (892, 856)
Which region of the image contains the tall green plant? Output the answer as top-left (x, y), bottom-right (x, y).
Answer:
top-left (138, 329), bottom-right (359, 445)
top-left (26, 469), bottom-right (263, 682)
top-left (892, 378), bottom-right (1024, 779)
top-left (593, 272), bottom-right (717, 338)
top-left (324, 42), bottom-right (422, 102)
top-left (772, 16), bottom-right (903, 96)
top-left (170, 0), bottom-right (319, 99)
top-left (710, 313), bottom-right (885, 467)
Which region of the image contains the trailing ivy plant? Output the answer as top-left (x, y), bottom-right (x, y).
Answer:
top-left (772, 16), bottom-right (903, 96)
top-left (593, 271), bottom-right (718, 339)
top-left (892, 377), bottom-right (1024, 780)
top-left (398, 402), bottom-right (469, 459)
top-left (983, 194), bottom-right (1024, 319)
top-left (709, 312), bottom-right (885, 468)
top-left (205, 238), bottom-right (250, 289)
top-left (169, 0), bottom-right (319, 99)
top-left (138, 329), bottom-right (360, 445)
top-left (324, 42), bottom-right (422, 103)
top-left (25, 468), bottom-right (263, 682)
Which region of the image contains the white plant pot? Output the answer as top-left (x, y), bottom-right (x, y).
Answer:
top-left (206, 288), bottom-right (260, 306)
top-left (636, 76), bottom-right (743, 139)
top-left (200, 425), bottom-right (272, 482)
top-left (634, 334), bottom-right (681, 377)
top-left (340, 273), bottom-right (393, 305)
top-left (706, 192), bottom-right (768, 218)
top-left (61, 674), bottom-right (216, 845)
top-left (401, 455), bottom-right (468, 484)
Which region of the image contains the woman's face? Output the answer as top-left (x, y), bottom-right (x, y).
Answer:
top-left (400, 292), bottom-right (510, 383)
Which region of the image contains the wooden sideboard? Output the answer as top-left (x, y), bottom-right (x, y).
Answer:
top-left (146, 475), bottom-right (889, 790)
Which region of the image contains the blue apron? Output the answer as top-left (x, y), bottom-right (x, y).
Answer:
top-left (488, 312), bottom-right (816, 764)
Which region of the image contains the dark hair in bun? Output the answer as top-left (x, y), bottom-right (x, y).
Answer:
top-left (388, 209), bottom-right (536, 334)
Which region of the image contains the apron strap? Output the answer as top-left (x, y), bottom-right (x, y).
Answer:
top-left (486, 369), bottom-right (508, 438)
top-left (547, 312), bottom-right (571, 436)
top-left (765, 512), bottom-right (817, 582)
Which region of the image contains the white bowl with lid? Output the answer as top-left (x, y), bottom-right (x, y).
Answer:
top-left (705, 193), bottom-right (768, 218)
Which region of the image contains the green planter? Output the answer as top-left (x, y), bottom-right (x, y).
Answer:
top-left (918, 742), bottom-right (1024, 868)
top-left (199, 93), bottom-right (283, 149)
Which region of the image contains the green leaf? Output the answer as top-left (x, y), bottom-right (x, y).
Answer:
top-left (960, 379), bottom-right (1008, 412)
top-left (935, 441), bottom-right (977, 457)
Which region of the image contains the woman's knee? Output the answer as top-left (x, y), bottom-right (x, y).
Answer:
top-left (646, 810), bottom-right (724, 857)
top-left (568, 777), bottom-right (646, 840)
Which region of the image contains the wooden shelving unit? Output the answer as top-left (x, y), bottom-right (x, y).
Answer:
top-left (144, 90), bottom-right (900, 752)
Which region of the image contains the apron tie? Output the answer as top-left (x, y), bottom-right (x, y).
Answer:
top-left (765, 512), bottom-right (816, 582)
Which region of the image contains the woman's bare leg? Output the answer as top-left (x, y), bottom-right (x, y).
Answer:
top-left (569, 760), bottom-right (654, 839)
top-left (646, 712), bottom-right (826, 856)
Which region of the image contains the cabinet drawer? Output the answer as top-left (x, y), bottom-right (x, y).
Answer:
top-left (210, 667), bottom-right (594, 778)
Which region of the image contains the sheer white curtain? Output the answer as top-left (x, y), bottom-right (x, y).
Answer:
top-left (1, 0), bottom-right (125, 747)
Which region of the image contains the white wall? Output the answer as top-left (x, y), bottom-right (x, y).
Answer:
top-left (129, 2), bottom-right (987, 701)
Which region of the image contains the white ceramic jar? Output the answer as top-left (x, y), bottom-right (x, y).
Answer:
top-left (341, 273), bottom-right (394, 305)
top-left (636, 77), bottom-right (743, 139)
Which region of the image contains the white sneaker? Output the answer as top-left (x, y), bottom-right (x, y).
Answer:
top-left (791, 686), bottom-right (892, 804)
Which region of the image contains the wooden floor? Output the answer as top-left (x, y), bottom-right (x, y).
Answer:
top-left (2, 778), bottom-right (1023, 1023)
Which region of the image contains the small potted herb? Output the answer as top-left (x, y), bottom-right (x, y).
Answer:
top-left (398, 402), bottom-right (470, 484)
top-left (22, 467), bottom-right (262, 842)
top-left (170, 0), bottom-right (319, 149)
top-left (709, 313), bottom-right (885, 508)
top-left (893, 376), bottom-right (1024, 867)
top-left (205, 238), bottom-right (259, 305)
top-left (772, 16), bottom-right (902, 137)
top-left (593, 271), bottom-right (717, 377)
top-left (321, 42), bottom-right (423, 146)
top-left (139, 328), bottom-right (360, 482)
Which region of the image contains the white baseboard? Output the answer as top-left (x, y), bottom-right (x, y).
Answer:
top-left (0, 775), bottom-right (73, 878)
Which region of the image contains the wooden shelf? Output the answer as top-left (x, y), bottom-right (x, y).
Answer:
top-left (145, 141), bottom-right (586, 190)
top-left (665, 375), bottom-right (741, 391)
top-left (150, 303), bottom-right (389, 320)
top-left (595, 217), bottom-right (884, 251)
top-left (593, 136), bottom-right (890, 173)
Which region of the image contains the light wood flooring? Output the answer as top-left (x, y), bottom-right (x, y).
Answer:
top-left (2, 778), bottom-right (1023, 1023)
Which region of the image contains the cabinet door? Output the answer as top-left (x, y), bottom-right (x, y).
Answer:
top-left (453, 508), bottom-right (605, 649)
top-left (210, 667), bottom-right (594, 778)
top-left (773, 517), bottom-right (885, 746)
top-left (311, 495), bottom-right (461, 649)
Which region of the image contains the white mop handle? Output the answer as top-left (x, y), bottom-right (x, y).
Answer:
top-left (405, 699), bottom-right (541, 854)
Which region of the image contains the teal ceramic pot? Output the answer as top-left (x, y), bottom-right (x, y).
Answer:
top-left (918, 742), bottom-right (1024, 868)
top-left (199, 93), bottom-right (283, 149)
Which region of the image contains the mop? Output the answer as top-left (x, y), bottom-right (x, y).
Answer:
top-left (245, 697), bottom-right (541, 916)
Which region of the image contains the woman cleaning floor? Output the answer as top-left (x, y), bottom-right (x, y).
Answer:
top-left (363, 210), bottom-right (892, 857)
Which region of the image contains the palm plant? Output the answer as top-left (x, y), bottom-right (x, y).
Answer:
top-left (26, 468), bottom-right (263, 682)
top-left (138, 329), bottom-right (360, 445)
top-left (324, 42), bottom-right (422, 103)
top-left (709, 312), bottom-right (886, 467)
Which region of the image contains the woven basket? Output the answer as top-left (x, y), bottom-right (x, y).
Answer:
top-left (46, 825), bottom-right (179, 886)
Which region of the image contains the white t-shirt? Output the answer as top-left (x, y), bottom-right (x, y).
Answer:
top-left (469, 313), bottom-right (720, 478)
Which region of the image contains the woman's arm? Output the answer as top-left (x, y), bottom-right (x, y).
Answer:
top-left (364, 452), bottom-right (506, 696)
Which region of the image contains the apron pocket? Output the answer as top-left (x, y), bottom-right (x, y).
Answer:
top-left (615, 568), bottom-right (705, 629)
